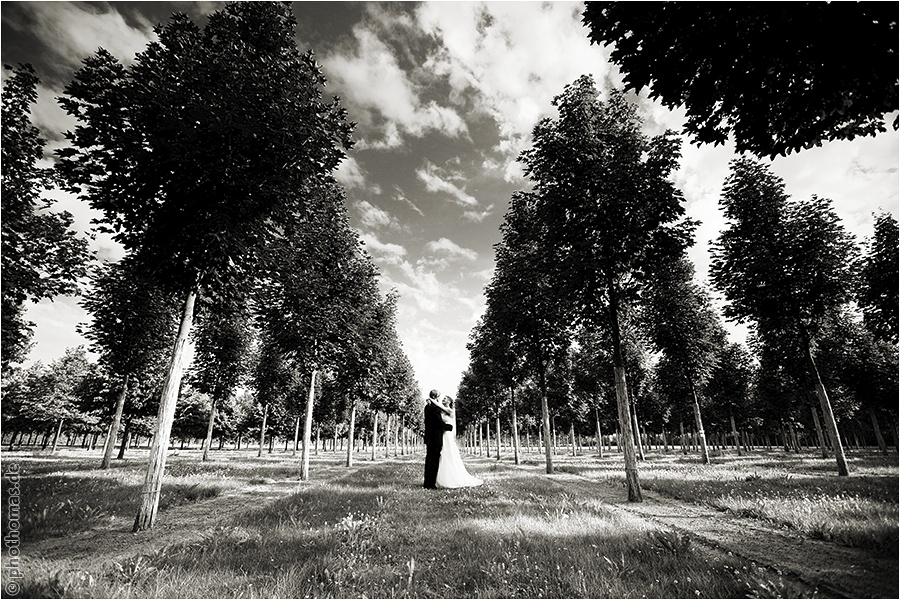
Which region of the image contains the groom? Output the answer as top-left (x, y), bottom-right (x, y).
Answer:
top-left (423, 389), bottom-right (453, 489)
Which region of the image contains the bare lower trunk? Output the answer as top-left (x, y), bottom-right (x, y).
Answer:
top-left (811, 406), bottom-right (828, 458)
top-left (371, 411), bottom-right (379, 461)
top-left (301, 370), bottom-right (317, 481)
top-left (346, 401), bottom-right (356, 467)
top-left (539, 364), bottom-right (553, 474)
top-left (511, 397), bottom-right (520, 465)
top-left (292, 414), bottom-right (301, 457)
top-left (258, 403), bottom-right (269, 458)
top-left (631, 399), bottom-right (644, 461)
top-left (134, 287), bottom-right (197, 532)
top-left (495, 415), bottom-right (501, 460)
top-left (729, 413), bottom-right (742, 457)
top-left (202, 398), bottom-right (216, 462)
top-left (595, 408), bottom-right (603, 458)
top-left (868, 408), bottom-right (888, 456)
top-left (101, 376), bottom-right (129, 469)
top-left (50, 419), bottom-right (64, 454)
top-left (689, 380), bottom-right (710, 464)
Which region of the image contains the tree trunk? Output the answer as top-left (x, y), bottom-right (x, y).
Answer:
top-left (258, 403), bottom-right (269, 458)
top-left (495, 414), bottom-right (501, 460)
top-left (607, 282), bottom-right (641, 501)
top-left (811, 406), bottom-right (828, 458)
top-left (117, 423), bottom-right (131, 460)
top-left (689, 380), bottom-right (710, 464)
top-left (868, 408), bottom-right (888, 456)
top-left (202, 396), bottom-right (216, 462)
top-left (538, 364), bottom-right (553, 474)
top-left (50, 419), bottom-right (64, 454)
top-left (803, 340), bottom-right (848, 475)
top-left (371, 410), bottom-right (379, 461)
top-left (595, 409), bottom-right (604, 458)
top-left (384, 414), bottom-right (391, 459)
top-left (511, 396), bottom-right (521, 466)
top-left (346, 400), bottom-right (356, 467)
top-left (133, 287), bottom-right (197, 532)
top-left (631, 399), bottom-right (644, 461)
top-left (729, 412), bottom-right (742, 457)
top-left (301, 369), bottom-right (317, 481)
top-left (101, 377), bottom-right (130, 469)
top-left (292, 414), bottom-right (301, 457)
top-left (478, 420), bottom-right (483, 456)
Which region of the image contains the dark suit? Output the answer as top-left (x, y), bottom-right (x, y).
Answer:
top-left (423, 401), bottom-right (453, 488)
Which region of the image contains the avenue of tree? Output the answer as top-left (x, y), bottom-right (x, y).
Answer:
top-left (2, 2), bottom-right (898, 523)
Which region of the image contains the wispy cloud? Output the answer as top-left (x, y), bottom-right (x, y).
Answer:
top-left (416, 160), bottom-right (478, 207)
top-left (425, 238), bottom-right (478, 261)
top-left (356, 199), bottom-right (403, 231)
top-left (358, 232), bottom-right (407, 265)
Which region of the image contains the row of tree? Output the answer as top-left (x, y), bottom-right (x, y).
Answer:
top-left (1, 3), bottom-right (422, 531)
top-left (457, 75), bottom-right (898, 502)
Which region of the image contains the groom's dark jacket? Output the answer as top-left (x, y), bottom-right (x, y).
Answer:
top-left (424, 402), bottom-right (452, 448)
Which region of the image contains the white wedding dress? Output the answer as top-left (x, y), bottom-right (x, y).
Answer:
top-left (436, 410), bottom-right (483, 489)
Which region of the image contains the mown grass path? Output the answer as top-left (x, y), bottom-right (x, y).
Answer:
top-left (5, 449), bottom-right (897, 598)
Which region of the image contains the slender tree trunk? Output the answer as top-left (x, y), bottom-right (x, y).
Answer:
top-left (538, 364), bottom-right (553, 474)
top-left (101, 376), bottom-right (129, 469)
top-left (50, 419), bottom-right (64, 454)
top-left (510, 395), bottom-right (521, 466)
top-left (258, 403), bottom-right (269, 458)
top-left (202, 397), bottom-right (216, 462)
top-left (117, 423), bottom-right (131, 460)
top-left (868, 408), bottom-right (888, 456)
top-left (607, 282), bottom-right (641, 501)
top-left (301, 369), bottom-right (317, 481)
top-left (134, 287), bottom-right (197, 532)
top-left (688, 380), bottom-right (710, 464)
top-left (384, 414), bottom-right (391, 459)
top-left (729, 412), bottom-right (742, 457)
top-left (811, 406), bottom-right (828, 458)
top-left (595, 409), bottom-right (604, 458)
top-left (478, 420), bottom-right (483, 456)
top-left (292, 414), bottom-right (301, 457)
top-left (371, 411), bottom-right (379, 461)
top-left (803, 340), bottom-right (848, 475)
top-left (631, 400), bottom-right (644, 461)
top-left (485, 418), bottom-right (491, 458)
top-left (347, 400), bottom-right (356, 467)
top-left (569, 422), bottom-right (577, 456)
top-left (315, 427), bottom-right (320, 457)
top-left (495, 414), bottom-right (501, 460)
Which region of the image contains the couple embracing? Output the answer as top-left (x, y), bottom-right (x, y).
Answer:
top-left (423, 389), bottom-right (483, 489)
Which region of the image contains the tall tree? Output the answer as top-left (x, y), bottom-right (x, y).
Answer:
top-left (642, 256), bottom-right (727, 464)
top-left (56, 3), bottom-right (354, 531)
top-left (582, 3), bottom-right (898, 157)
top-left (710, 158), bottom-right (857, 475)
top-left (856, 212), bottom-right (899, 344)
top-left (519, 76), bottom-right (690, 500)
top-left (1, 64), bottom-right (90, 373)
top-left (189, 301), bottom-right (253, 461)
top-left (78, 258), bottom-right (179, 468)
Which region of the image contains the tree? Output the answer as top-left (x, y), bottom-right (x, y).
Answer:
top-left (1, 64), bottom-right (90, 373)
top-left (78, 258), bottom-right (179, 468)
top-left (710, 158), bottom-right (857, 475)
top-left (582, 3), bottom-right (899, 158)
top-left (702, 342), bottom-right (756, 455)
top-left (189, 301), bottom-right (253, 461)
top-left (56, 3), bottom-right (354, 531)
top-left (642, 255), bottom-right (727, 464)
top-left (856, 212), bottom-right (899, 344)
top-left (484, 190), bottom-right (573, 474)
top-left (519, 76), bottom-right (690, 500)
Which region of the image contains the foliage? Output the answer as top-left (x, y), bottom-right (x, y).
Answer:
top-left (56, 3), bottom-right (355, 299)
top-left (583, 2), bottom-right (899, 157)
top-left (856, 212), bottom-right (899, 344)
top-left (1, 64), bottom-right (90, 372)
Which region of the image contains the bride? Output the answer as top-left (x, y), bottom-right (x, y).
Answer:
top-left (434, 396), bottom-right (483, 489)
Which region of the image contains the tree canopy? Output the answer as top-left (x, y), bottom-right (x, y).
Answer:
top-left (583, 2), bottom-right (899, 157)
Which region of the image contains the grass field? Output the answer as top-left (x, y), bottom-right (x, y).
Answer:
top-left (1, 446), bottom-right (897, 598)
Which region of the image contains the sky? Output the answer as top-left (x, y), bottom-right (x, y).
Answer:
top-left (3, 1), bottom-right (898, 398)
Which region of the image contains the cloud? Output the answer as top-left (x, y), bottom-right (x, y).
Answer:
top-left (392, 188), bottom-right (425, 217)
top-left (358, 232), bottom-right (407, 265)
top-left (416, 160), bottom-right (479, 207)
top-left (463, 204), bottom-right (495, 222)
top-left (335, 156), bottom-right (367, 189)
top-left (322, 22), bottom-right (468, 147)
top-left (18, 3), bottom-right (156, 70)
top-left (356, 200), bottom-right (403, 231)
top-left (415, 2), bottom-right (615, 172)
top-left (425, 238), bottom-right (478, 261)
